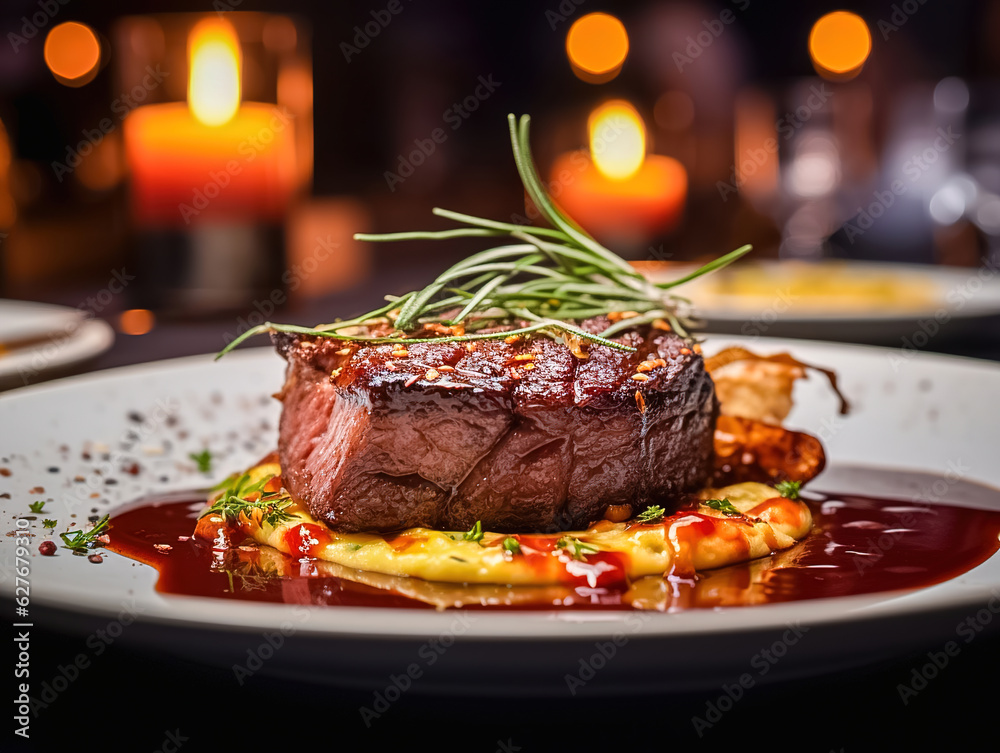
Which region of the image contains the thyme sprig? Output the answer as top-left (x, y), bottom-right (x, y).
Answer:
top-left (60, 515), bottom-right (110, 553)
top-left (217, 114), bottom-right (751, 359)
top-left (201, 472), bottom-right (295, 528)
top-left (702, 498), bottom-right (745, 517)
top-left (557, 535), bottom-right (600, 561)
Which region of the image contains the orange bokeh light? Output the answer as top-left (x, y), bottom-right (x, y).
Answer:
top-left (809, 11), bottom-right (872, 80)
top-left (566, 12), bottom-right (629, 84)
top-left (118, 309), bottom-right (156, 336)
top-left (44, 22), bottom-right (101, 87)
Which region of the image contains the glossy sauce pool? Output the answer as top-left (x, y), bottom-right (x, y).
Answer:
top-left (105, 490), bottom-right (1000, 611)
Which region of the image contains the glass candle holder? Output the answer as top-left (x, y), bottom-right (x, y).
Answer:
top-left (113, 12), bottom-right (312, 314)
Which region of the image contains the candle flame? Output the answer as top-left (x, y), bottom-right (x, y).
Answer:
top-left (188, 19), bottom-right (241, 127)
top-left (589, 100), bottom-right (645, 181)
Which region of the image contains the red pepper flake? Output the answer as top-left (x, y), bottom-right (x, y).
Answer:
top-left (122, 462), bottom-right (141, 476)
top-left (0, 468), bottom-right (10, 477)
top-left (88, 553), bottom-right (103, 564)
top-left (29, 486), bottom-right (44, 494)
top-left (404, 375), bottom-right (420, 388)
top-left (39, 540), bottom-right (56, 556)
top-left (153, 544), bottom-right (173, 553)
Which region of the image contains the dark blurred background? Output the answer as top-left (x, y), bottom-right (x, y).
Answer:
top-left (1, 0), bottom-right (999, 382)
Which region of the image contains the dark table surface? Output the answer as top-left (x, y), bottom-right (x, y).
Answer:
top-left (5, 277), bottom-right (1000, 750)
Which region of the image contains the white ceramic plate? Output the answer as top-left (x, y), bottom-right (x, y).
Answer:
top-left (1, 337), bottom-right (998, 695)
top-left (0, 300), bottom-right (115, 390)
top-left (641, 260), bottom-right (1000, 343)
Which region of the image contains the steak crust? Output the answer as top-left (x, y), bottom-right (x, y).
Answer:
top-left (274, 319), bottom-right (718, 533)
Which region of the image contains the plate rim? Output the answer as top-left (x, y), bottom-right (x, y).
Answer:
top-left (1, 337), bottom-right (999, 642)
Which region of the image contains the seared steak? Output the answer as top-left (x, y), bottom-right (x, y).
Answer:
top-left (274, 320), bottom-right (717, 533)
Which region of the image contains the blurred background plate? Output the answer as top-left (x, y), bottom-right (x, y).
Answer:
top-left (639, 259), bottom-right (1000, 343)
top-left (0, 300), bottom-right (114, 389)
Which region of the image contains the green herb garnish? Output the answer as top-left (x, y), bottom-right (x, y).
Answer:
top-left (216, 114), bottom-right (750, 359)
top-left (29, 501), bottom-right (45, 513)
top-left (557, 536), bottom-right (599, 561)
top-left (636, 505), bottom-right (666, 524)
top-left (189, 449), bottom-right (213, 473)
top-left (200, 473), bottom-right (294, 528)
top-left (702, 498), bottom-right (744, 517)
top-left (775, 480), bottom-right (802, 500)
top-left (502, 536), bottom-right (521, 555)
top-left (463, 520), bottom-right (484, 544)
top-left (60, 515), bottom-right (110, 553)
top-left (41, 518), bottom-right (57, 529)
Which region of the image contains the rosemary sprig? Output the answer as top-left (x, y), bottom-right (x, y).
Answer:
top-left (217, 114), bottom-right (751, 359)
top-left (200, 472), bottom-right (295, 528)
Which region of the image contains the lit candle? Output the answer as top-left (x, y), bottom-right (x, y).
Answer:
top-left (123, 19), bottom-right (296, 227)
top-left (549, 101), bottom-right (687, 245)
